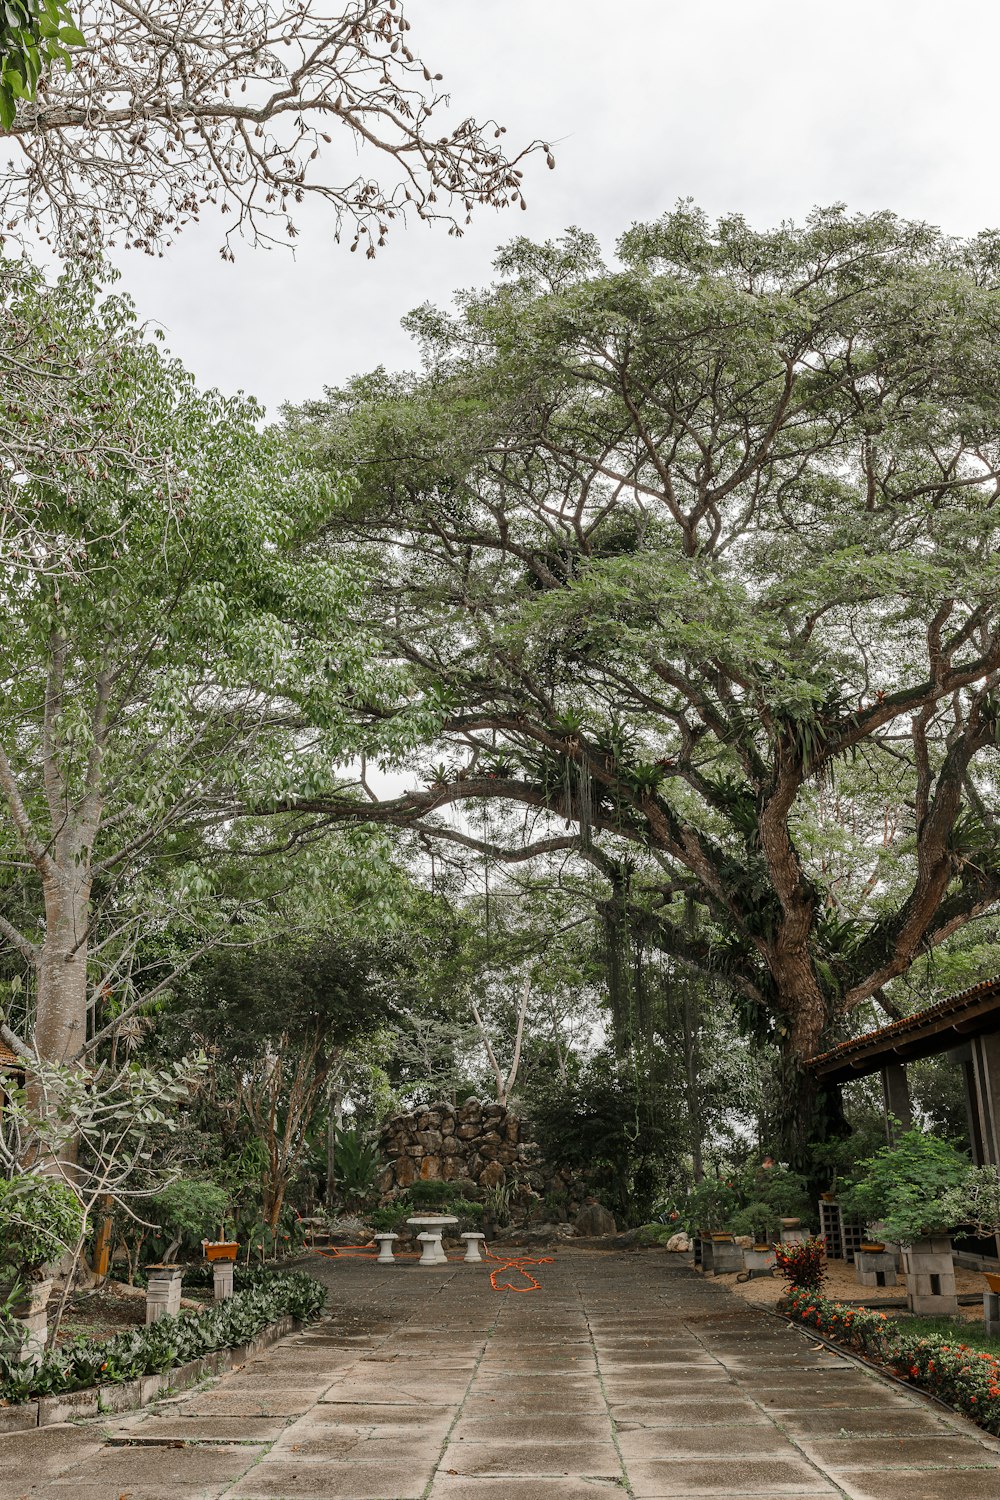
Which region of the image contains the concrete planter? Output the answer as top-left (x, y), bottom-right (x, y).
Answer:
top-left (740, 1246), bottom-right (776, 1281)
top-left (0, 1275), bottom-right (51, 1367)
top-left (902, 1235), bottom-right (958, 1315)
top-left (709, 1239), bottom-right (743, 1276)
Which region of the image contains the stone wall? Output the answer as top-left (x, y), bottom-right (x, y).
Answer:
top-left (378, 1097), bottom-right (596, 1227)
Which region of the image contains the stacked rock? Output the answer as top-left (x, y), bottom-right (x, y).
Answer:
top-left (377, 1097), bottom-right (596, 1230)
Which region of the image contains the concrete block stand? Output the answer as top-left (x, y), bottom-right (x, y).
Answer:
top-left (145, 1265), bottom-right (183, 1323)
top-left (740, 1247), bottom-right (776, 1280)
top-left (708, 1238), bottom-right (743, 1275)
top-left (212, 1260), bottom-right (235, 1301)
top-left (855, 1249), bottom-right (898, 1288)
top-left (902, 1236), bottom-right (958, 1316)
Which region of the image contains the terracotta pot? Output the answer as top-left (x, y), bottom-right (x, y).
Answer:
top-left (780, 1217), bottom-right (801, 1228)
top-left (202, 1240), bottom-right (240, 1263)
top-left (860, 1242), bottom-right (886, 1253)
top-left (752, 1243), bottom-right (771, 1253)
top-left (710, 1233), bottom-right (734, 1242)
top-left (820, 1192), bottom-right (836, 1203)
top-left (984, 1271), bottom-right (1000, 1295)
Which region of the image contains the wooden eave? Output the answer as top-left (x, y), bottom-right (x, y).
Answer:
top-left (808, 976), bottom-right (1000, 1084)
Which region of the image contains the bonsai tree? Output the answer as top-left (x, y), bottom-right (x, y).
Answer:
top-left (938, 1165), bottom-right (1000, 1238)
top-left (685, 1178), bottom-right (738, 1235)
top-left (839, 1129), bottom-right (969, 1245)
top-left (729, 1201), bottom-right (777, 1246)
top-left (151, 1179), bottom-right (231, 1263)
top-left (0, 1173), bottom-right (83, 1283)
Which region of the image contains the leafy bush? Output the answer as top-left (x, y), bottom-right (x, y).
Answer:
top-left (527, 1051), bottom-right (681, 1226)
top-left (773, 1236), bottom-right (827, 1292)
top-left (0, 1174), bottom-right (83, 1274)
top-left (728, 1201), bottom-right (776, 1242)
top-left (152, 1180), bottom-right (231, 1258)
top-left (684, 1178), bottom-right (739, 1234)
top-left (0, 1270), bottom-right (325, 1404)
top-left (634, 1223), bottom-right (677, 1246)
top-left (408, 1179), bottom-right (458, 1208)
top-left (839, 1129), bottom-right (969, 1244)
top-left (939, 1164), bottom-right (1000, 1236)
top-left (482, 1180), bottom-right (513, 1229)
top-left (783, 1286), bottom-right (1000, 1435)
top-left (333, 1126), bottom-right (380, 1206)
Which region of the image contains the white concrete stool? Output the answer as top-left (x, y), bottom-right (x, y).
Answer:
top-left (461, 1233), bottom-right (486, 1263)
top-left (417, 1231), bottom-right (446, 1266)
top-left (374, 1233), bottom-right (398, 1265)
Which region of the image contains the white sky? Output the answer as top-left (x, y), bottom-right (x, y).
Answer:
top-left (113, 0), bottom-right (993, 416)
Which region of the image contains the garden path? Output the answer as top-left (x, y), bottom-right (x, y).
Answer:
top-left (3, 1249), bottom-right (1000, 1499)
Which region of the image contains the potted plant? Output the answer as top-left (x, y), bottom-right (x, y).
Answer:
top-left (839, 1129), bottom-right (968, 1314)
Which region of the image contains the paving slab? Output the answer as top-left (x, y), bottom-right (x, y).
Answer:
top-left (439, 1439), bottom-right (621, 1476)
top-left (798, 1433), bottom-right (1000, 1468)
top-left (836, 1474), bottom-right (1000, 1500)
top-left (626, 1456), bottom-right (840, 1496)
top-left (227, 1456), bottom-right (435, 1497)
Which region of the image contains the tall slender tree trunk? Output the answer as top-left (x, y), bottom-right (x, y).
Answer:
top-left (326, 1085), bottom-right (343, 1204)
top-left (35, 863), bottom-right (92, 1066)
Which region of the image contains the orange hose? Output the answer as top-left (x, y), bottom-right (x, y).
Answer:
top-left (306, 1238), bottom-right (553, 1290)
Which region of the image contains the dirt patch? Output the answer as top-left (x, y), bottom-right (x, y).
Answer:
top-left (48, 1280), bottom-right (212, 1345)
top-left (715, 1256), bottom-right (989, 1321)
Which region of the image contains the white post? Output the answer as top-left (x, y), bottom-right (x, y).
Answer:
top-left (461, 1233), bottom-right (486, 1263)
top-left (375, 1233), bottom-right (398, 1265)
top-left (212, 1260), bottom-right (236, 1301)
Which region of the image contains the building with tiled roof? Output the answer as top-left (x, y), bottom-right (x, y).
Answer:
top-left (808, 976), bottom-right (1000, 1169)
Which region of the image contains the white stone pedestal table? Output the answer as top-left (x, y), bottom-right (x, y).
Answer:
top-left (406, 1216), bottom-right (458, 1265)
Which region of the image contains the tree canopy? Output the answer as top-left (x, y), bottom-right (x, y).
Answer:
top-left (284, 206), bottom-right (1000, 1085)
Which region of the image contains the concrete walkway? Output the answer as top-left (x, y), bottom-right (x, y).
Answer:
top-left (2, 1250), bottom-right (1000, 1499)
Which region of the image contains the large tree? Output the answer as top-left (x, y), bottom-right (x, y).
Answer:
top-left (0, 258), bottom-right (382, 1077)
top-left (1, 0), bottom-right (551, 255)
top-left (283, 207), bottom-right (1000, 1114)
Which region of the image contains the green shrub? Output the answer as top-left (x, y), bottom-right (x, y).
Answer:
top-left (369, 1206), bottom-right (404, 1233)
top-left (684, 1178), bottom-right (738, 1233)
top-left (152, 1180), bottom-right (231, 1258)
top-left (0, 1174), bottom-right (83, 1274)
top-left (333, 1126), bottom-right (380, 1206)
top-left (0, 1270), bottom-right (326, 1403)
top-left (408, 1179), bottom-right (458, 1208)
top-left (451, 1198), bottom-right (484, 1226)
top-left (839, 1129), bottom-right (969, 1244)
top-left (938, 1164), bottom-right (1000, 1236)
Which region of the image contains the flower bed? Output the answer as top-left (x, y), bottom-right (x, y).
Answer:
top-left (783, 1286), bottom-right (1000, 1433)
top-left (0, 1270), bottom-right (325, 1405)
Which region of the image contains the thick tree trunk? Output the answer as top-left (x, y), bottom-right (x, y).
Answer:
top-left (768, 972), bottom-right (831, 1169)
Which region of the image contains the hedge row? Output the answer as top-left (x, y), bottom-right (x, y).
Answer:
top-left (0, 1270), bottom-right (326, 1405)
top-left (783, 1285), bottom-right (1000, 1433)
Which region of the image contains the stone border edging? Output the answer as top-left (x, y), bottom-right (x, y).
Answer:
top-left (0, 1314), bottom-right (303, 1436)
